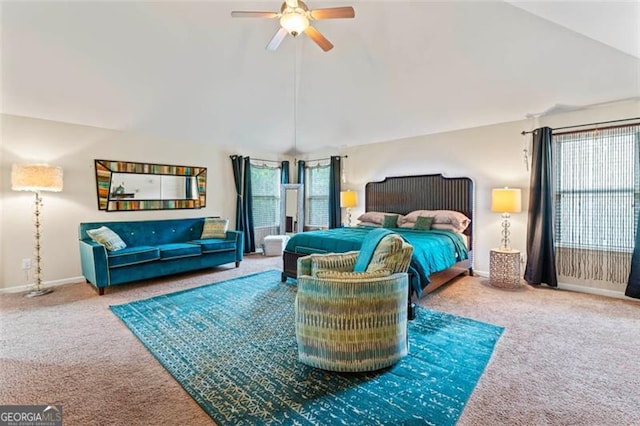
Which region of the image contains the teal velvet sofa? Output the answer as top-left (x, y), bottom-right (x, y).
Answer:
top-left (78, 218), bottom-right (243, 295)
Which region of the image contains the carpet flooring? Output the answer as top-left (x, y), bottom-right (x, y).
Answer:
top-left (110, 270), bottom-right (503, 425)
top-left (1, 253), bottom-right (639, 425)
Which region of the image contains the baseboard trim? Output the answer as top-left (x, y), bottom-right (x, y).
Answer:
top-left (471, 271), bottom-right (637, 301)
top-left (0, 276), bottom-right (85, 294)
top-left (473, 270), bottom-right (489, 278)
top-left (557, 282), bottom-right (636, 301)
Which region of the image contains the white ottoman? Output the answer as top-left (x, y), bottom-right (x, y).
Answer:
top-left (262, 235), bottom-right (290, 257)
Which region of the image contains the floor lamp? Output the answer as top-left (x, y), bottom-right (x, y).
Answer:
top-left (340, 190), bottom-right (358, 227)
top-left (491, 187), bottom-right (521, 250)
top-left (11, 164), bottom-right (64, 297)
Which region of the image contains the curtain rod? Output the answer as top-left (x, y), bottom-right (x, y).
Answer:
top-left (299, 155), bottom-right (348, 163)
top-left (250, 158), bottom-right (282, 164)
top-left (521, 117), bottom-right (640, 135)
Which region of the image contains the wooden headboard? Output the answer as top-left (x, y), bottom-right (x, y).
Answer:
top-left (365, 174), bottom-right (474, 240)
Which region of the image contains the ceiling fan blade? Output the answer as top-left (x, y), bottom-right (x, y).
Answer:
top-left (285, 0), bottom-right (299, 8)
top-left (231, 11), bottom-right (278, 18)
top-left (310, 7), bottom-right (355, 20)
top-left (266, 27), bottom-right (289, 51)
top-left (304, 26), bottom-right (333, 52)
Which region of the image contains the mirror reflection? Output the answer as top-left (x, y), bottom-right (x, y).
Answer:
top-left (109, 173), bottom-right (199, 201)
top-left (280, 184), bottom-right (304, 234)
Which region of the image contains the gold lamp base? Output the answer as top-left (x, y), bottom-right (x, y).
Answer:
top-left (25, 288), bottom-right (53, 298)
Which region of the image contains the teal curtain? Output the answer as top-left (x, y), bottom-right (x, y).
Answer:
top-left (243, 157), bottom-right (255, 253)
top-left (185, 179), bottom-right (192, 199)
top-left (297, 160), bottom-right (305, 185)
top-left (281, 160), bottom-right (290, 184)
top-left (230, 155), bottom-right (244, 234)
top-left (328, 156), bottom-right (342, 228)
top-left (524, 127), bottom-right (558, 287)
top-left (626, 214), bottom-right (640, 298)
top-left (626, 145), bottom-right (640, 298)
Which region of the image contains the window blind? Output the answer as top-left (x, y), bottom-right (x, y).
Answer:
top-left (305, 162), bottom-right (330, 227)
top-left (251, 164), bottom-right (281, 230)
top-left (554, 124), bottom-right (640, 284)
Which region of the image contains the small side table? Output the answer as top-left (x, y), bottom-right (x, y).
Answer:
top-left (490, 248), bottom-right (521, 289)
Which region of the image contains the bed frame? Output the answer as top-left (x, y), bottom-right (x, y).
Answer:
top-left (282, 173), bottom-right (474, 296)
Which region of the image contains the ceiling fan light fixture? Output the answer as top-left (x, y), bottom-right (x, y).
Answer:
top-left (280, 11), bottom-right (309, 36)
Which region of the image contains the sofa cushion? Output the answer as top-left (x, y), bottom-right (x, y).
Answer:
top-left (108, 246), bottom-right (159, 268)
top-left (157, 243), bottom-right (202, 260)
top-left (201, 218), bottom-right (229, 239)
top-left (189, 239), bottom-right (236, 253)
top-left (86, 226), bottom-right (127, 251)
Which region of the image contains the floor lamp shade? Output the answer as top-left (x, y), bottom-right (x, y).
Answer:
top-left (11, 164), bottom-right (64, 192)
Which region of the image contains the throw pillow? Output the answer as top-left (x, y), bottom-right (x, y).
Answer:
top-left (86, 226), bottom-right (127, 251)
top-left (201, 217), bottom-right (229, 239)
top-left (382, 214), bottom-right (399, 228)
top-left (413, 216), bottom-right (434, 230)
top-left (310, 252), bottom-right (359, 276)
top-left (315, 269), bottom-right (392, 280)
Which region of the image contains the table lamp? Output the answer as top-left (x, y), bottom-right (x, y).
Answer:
top-left (491, 187), bottom-right (521, 250)
top-left (340, 190), bottom-right (358, 227)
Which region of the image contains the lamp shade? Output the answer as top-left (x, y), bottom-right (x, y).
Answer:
top-left (340, 190), bottom-right (358, 208)
top-left (491, 188), bottom-right (521, 213)
top-left (11, 164), bottom-right (64, 192)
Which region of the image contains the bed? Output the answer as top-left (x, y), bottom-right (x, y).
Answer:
top-left (281, 173), bottom-right (474, 297)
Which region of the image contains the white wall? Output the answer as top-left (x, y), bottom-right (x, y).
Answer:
top-left (2, 99), bottom-right (638, 292)
top-left (336, 100), bottom-right (640, 289)
top-left (0, 114), bottom-right (282, 290)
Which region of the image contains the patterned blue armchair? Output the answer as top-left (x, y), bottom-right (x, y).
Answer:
top-left (295, 229), bottom-right (414, 372)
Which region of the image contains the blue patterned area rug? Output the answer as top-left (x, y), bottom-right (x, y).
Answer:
top-left (110, 270), bottom-right (503, 425)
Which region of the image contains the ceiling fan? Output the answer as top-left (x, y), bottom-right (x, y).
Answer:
top-left (231, 0), bottom-right (355, 52)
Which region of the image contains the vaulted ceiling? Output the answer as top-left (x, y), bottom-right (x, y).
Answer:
top-left (2, 1), bottom-right (639, 155)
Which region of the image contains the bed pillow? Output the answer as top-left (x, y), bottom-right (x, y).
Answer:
top-left (356, 211), bottom-right (405, 226)
top-left (201, 217), bottom-right (229, 239)
top-left (382, 214), bottom-right (399, 228)
top-left (400, 209), bottom-right (470, 232)
top-left (413, 216), bottom-right (434, 230)
top-left (86, 226), bottom-right (127, 251)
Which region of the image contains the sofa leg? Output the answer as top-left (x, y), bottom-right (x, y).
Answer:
top-left (235, 261), bottom-right (240, 268)
top-left (98, 287), bottom-right (105, 296)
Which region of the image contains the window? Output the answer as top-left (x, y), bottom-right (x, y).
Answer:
top-left (251, 164), bottom-right (281, 230)
top-left (305, 163), bottom-right (330, 227)
top-left (554, 126), bottom-right (640, 252)
top-left (554, 124), bottom-right (640, 285)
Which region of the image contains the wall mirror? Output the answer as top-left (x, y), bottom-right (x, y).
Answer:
top-left (95, 159), bottom-right (206, 211)
top-left (280, 184), bottom-right (304, 235)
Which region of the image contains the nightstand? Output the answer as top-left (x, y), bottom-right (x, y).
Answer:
top-left (489, 248), bottom-right (521, 288)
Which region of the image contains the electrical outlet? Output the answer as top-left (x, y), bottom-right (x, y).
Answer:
top-left (21, 258), bottom-right (32, 270)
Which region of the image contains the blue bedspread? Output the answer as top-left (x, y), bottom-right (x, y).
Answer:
top-left (286, 227), bottom-right (469, 295)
